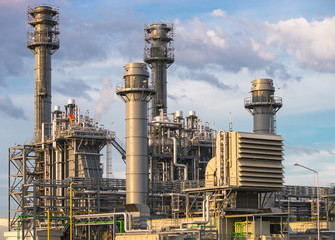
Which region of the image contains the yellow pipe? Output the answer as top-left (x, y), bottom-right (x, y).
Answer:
top-left (46, 210), bottom-right (50, 240)
top-left (69, 182), bottom-right (75, 240)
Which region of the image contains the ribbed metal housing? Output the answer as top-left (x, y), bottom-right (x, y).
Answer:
top-left (144, 23), bottom-right (174, 118)
top-left (244, 79), bottom-right (282, 135)
top-left (27, 5), bottom-right (60, 142)
top-left (230, 132), bottom-right (284, 190)
top-left (116, 63), bottom-right (155, 207)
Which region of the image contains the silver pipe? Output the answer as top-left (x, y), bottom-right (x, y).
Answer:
top-left (171, 137), bottom-right (187, 181)
top-left (42, 122), bottom-right (45, 149)
top-left (181, 195), bottom-right (210, 226)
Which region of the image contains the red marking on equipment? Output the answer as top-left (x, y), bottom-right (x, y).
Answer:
top-left (69, 114), bottom-right (73, 124)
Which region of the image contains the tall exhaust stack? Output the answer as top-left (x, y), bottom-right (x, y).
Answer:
top-left (27, 5), bottom-right (60, 142)
top-left (116, 63), bottom-right (155, 217)
top-left (244, 79), bottom-right (282, 134)
top-left (144, 23), bottom-right (174, 118)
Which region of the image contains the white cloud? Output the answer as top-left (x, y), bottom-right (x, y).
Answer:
top-left (174, 17), bottom-right (274, 71)
top-left (265, 17), bottom-right (335, 72)
top-left (284, 144), bottom-right (335, 186)
top-left (211, 9), bottom-right (227, 18)
top-left (94, 77), bottom-right (115, 122)
top-left (250, 38), bottom-right (275, 62)
top-left (0, 0), bottom-right (26, 8)
top-left (206, 29), bottom-right (227, 48)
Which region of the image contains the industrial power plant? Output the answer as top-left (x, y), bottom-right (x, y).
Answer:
top-left (6, 4), bottom-right (335, 240)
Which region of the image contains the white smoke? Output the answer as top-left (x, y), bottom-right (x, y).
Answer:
top-left (95, 77), bottom-right (115, 122)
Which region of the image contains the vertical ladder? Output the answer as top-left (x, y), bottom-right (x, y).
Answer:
top-left (172, 194), bottom-right (180, 212)
top-left (106, 143), bottom-right (113, 178)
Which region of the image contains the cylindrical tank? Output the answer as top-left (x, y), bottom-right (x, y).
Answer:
top-left (116, 63), bottom-right (155, 210)
top-left (188, 110), bottom-right (196, 116)
top-left (174, 111), bottom-right (183, 122)
top-left (65, 99), bottom-right (76, 117)
top-left (67, 99), bottom-right (75, 105)
top-left (175, 111), bottom-right (183, 118)
top-left (244, 79), bottom-right (282, 134)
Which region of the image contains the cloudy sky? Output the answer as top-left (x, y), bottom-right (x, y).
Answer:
top-left (1, 0), bottom-right (335, 216)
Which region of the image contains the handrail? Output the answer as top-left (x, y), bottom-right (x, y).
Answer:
top-left (244, 96), bottom-right (282, 105)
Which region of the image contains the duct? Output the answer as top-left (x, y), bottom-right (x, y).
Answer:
top-left (171, 137), bottom-right (187, 181)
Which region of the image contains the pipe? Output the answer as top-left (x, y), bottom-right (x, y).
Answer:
top-left (42, 122), bottom-right (45, 148)
top-left (55, 150), bottom-right (58, 181)
top-left (216, 131), bottom-right (221, 186)
top-left (181, 195), bottom-right (210, 226)
top-left (45, 210), bottom-right (50, 240)
top-left (73, 212), bottom-right (149, 233)
top-left (158, 162), bottom-right (165, 181)
top-left (148, 120), bottom-right (182, 126)
top-left (216, 130), bottom-right (226, 186)
top-left (69, 182), bottom-right (75, 240)
top-left (171, 137), bottom-right (187, 181)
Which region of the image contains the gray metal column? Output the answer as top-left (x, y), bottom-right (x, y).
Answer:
top-left (144, 23), bottom-right (174, 118)
top-left (244, 79), bottom-right (282, 134)
top-left (27, 5), bottom-right (60, 142)
top-left (116, 63), bottom-right (155, 217)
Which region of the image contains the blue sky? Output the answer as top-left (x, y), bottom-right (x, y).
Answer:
top-left (0, 0), bottom-right (335, 216)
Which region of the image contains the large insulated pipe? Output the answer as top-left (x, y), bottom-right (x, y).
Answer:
top-left (244, 79), bottom-right (282, 134)
top-left (144, 23), bottom-right (174, 118)
top-left (116, 63), bottom-right (155, 207)
top-left (27, 5), bottom-right (60, 142)
top-left (171, 137), bottom-right (187, 181)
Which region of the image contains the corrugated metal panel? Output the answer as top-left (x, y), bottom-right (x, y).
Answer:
top-left (235, 132), bottom-right (284, 190)
top-left (239, 166), bottom-right (283, 173)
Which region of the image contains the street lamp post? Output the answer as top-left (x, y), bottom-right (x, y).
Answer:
top-left (293, 162), bottom-right (320, 240)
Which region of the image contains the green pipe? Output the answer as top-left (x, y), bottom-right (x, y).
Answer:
top-left (19, 215), bottom-right (68, 219)
top-left (190, 217), bottom-right (218, 229)
top-left (74, 221), bottom-right (115, 225)
top-left (117, 220), bottom-right (124, 233)
top-left (18, 215), bottom-right (33, 219)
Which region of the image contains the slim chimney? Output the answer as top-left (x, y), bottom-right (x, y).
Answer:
top-left (244, 79), bottom-right (282, 134)
top-left (27, 5), bottom-right (60, 142)
top-left (116, 63), bottom-right (155, 217)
